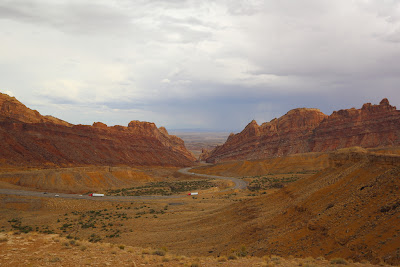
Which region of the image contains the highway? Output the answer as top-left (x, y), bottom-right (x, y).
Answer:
top-left (177, 167), bottom-right (247, 190)
top-left (0, 166), bottom-right (247, 200)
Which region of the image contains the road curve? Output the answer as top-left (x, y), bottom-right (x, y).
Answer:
top-left (178, 167), bottom-right (247, 190)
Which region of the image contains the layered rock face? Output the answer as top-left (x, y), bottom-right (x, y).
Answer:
top-left (204, 99), bottom-right (400, 163)
top-left (0, 93), bottom-right (195, 167)
top-left (0, 92), bottom-right (71, 126)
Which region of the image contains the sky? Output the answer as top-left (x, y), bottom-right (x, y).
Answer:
top-left (1, 0), bottom-right (400, 132)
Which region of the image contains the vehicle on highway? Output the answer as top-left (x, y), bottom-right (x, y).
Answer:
top-left (54, 194), bottom-right (59, 197)
top-left (188, 192), bottom-right (198, 196)
top-left (89, 193), bottom-right (104, 197)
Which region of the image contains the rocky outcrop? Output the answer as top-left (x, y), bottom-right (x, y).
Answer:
top-left (0, 93), bottom-right (195, 167)
top-left (198, 148), bottom-right (212, 162)
top-left (311, 98), bottom-right (399, 151)
top-left (0, 92), bottom-right (71, 126)
top-left (205, 99), bottom-right (400, 163)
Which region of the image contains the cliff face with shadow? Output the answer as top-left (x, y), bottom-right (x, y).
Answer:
top-left (0, 92), bottom-right (195, 168)
top-left (204, 99), bottom-right (400, 163)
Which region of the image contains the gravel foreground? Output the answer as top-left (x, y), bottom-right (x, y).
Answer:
top-left (0, 232), bottom-right (389, 267)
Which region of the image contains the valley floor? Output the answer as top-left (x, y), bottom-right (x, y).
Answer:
top-left (0, 148), bottom-right (399, 265)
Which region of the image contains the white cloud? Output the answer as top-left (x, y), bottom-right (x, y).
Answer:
top-left (0, 0), bottom-right (400, 130)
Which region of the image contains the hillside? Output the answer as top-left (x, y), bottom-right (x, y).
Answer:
top-left (0, 92), bottom-right (196, 168)
top-left (192, 148), bottom-right (400, 265)
top-left (0, 166), bottom-right (156, 194)
top-left (1, 149), bottom-right (398, 265)
top-left (203, 99), bottom-right (400, 163)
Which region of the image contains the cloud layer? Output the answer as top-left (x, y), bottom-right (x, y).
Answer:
top-left (1, 0), bottom-right (400, 131)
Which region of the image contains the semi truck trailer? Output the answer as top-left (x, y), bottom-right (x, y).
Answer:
top-left (89, 193), bottom-right (104, 197)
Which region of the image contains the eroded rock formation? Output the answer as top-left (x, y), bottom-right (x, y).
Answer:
top-left (0, 92), bottom-right (71, 126)
top-left (205, 99), bottom-right (400, 163)
top-left (0, 92), bottom-right (195, 167)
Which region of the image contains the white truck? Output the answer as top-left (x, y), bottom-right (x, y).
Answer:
top-left (187, 192), bottom-right (198, 196)
top-left (89, 193), bottom-right (104, 197)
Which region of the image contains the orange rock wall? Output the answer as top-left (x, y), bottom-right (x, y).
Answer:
top-left (0, 93), bottom-right (195, 167)
top-left (205, 99), bottom-right (400, 163)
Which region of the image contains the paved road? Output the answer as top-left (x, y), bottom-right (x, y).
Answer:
top-left (178, 167), bottom-right (247, 190)
top-left (0, 188), bottom-right (183, 201)
top-left (0, 166), bottom-right (247, 200)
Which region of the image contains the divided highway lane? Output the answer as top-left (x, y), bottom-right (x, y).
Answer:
top-left (178, 167), bottom-right (247, 190)
top-left (0, 166), bottom-right (247, 200)
top-left (0, 189), bottom-right (182, 201)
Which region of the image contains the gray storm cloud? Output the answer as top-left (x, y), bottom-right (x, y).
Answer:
top-left (0, 0), bottom-right (399, 131)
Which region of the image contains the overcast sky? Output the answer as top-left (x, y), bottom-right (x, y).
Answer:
top-left (1, 0), bottom-right (400, 132)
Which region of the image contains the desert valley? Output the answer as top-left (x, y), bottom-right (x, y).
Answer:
top-left (0, 92), bottom-right (399, 266)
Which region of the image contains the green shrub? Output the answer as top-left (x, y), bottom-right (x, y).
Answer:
top-left (330, 258), bottom-right (348, 265)
top-left (236, 245), bottom-right (248, 257)
top-left (152, 249), bottom-right (166, 256)
top-left (228, 254), bottom-right (237, 260)
top-left (49, 257), bottom-right (61, 262)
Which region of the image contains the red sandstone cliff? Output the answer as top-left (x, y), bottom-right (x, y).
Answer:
top-left (0, 93), bottom-right (195, 167)
top-left (0, 92), bottom-right (72, 126)
top-left (204, 99), bottom-right (400, 163)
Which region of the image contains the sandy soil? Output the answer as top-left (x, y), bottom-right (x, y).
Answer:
top-left (0, 149), bottom-right (399, 265)
top-left (0, 232), bottom-right (385, 266)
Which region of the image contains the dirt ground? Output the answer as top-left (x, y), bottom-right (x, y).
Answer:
top-left (1, 232), bottom-right (386, 266)
top-left (0, 149), bottom-right (399, 266)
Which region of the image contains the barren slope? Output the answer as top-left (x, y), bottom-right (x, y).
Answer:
top-left (0, 167), bottom-right (153, 193)
top-left (200, 149), bottom-right (400, 265)
top-left (0, 150), bottom-right (398, 265)
top-left (193, 152), bottom-right (330, 177)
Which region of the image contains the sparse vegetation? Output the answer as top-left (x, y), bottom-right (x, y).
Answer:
top-left (330, 258), bottom-right (348, 265)
top-left (247, 174), bottom-right (302, 191)
top-left (8, 218), bottom-right (33, 234)
top-left (49, 257), bottom-right (61, 262)
top-left (106, 179), bottom-right (215, 196)
top-left (1, 148), bottom-right (399, 266)
top-left (228, 254), bottom-right (238, 260)
top-left (152, 249), bottom-right (166, 256)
